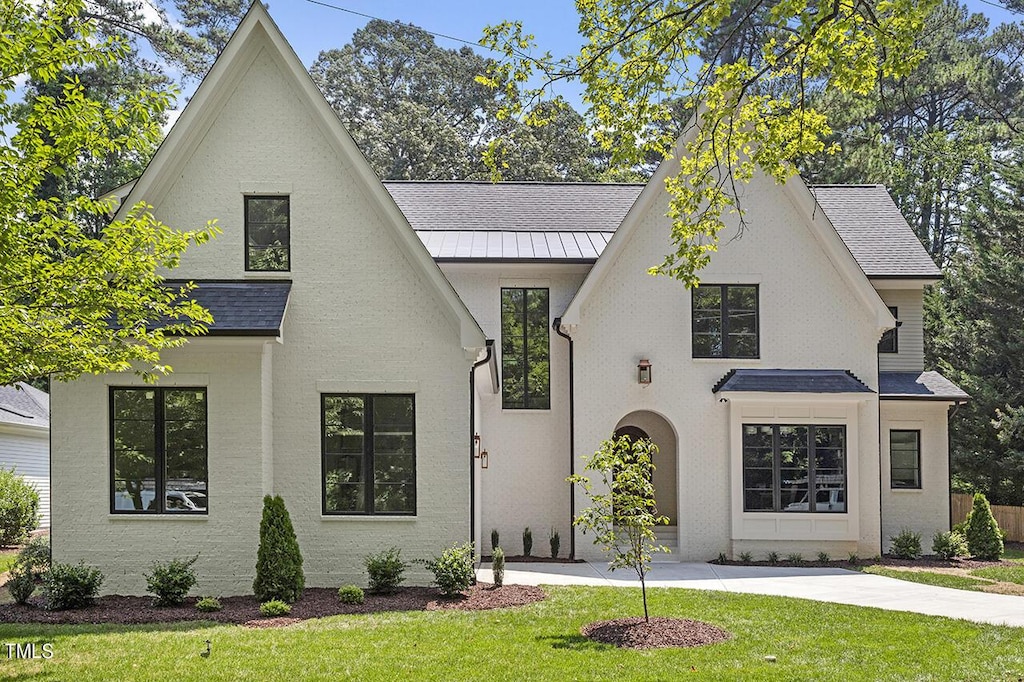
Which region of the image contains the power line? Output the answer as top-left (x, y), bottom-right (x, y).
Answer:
top-left (974, 0), bottom-right (1024, 17)
top-left (303, 0), bottom-right (504, 53)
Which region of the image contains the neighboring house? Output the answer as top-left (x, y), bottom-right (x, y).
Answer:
top-left (0, 383), bottom-right (50, 530)
top-left (50, 3), bottom-right (967, 594)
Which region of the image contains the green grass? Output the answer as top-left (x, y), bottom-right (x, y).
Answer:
top-left (1, 586), bottom-right (1023, 681)
top-left (0, 550), bottom-right (16, 575)
top-left (972, 565), bottom-right (1024, 585)
top-left (1004, 546), bottom-right (1024, 562)
top-left (861, 566), bottom-right (992, 591)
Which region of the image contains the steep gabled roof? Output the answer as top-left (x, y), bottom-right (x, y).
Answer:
top-left (810, 186), bottom-right (941, 279)
top-left (0, 383), bottom-right (49, 430)
top-left (115, 2), bottom-right (485, 352)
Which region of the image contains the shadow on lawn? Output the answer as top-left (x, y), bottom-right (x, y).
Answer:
top-left (537, 633), bottom-right (613, 651)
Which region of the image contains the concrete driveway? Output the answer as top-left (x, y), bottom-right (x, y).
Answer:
top-left (477, 561), bottom-right (1024, 627)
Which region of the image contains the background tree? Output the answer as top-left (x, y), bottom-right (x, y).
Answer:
top-left (928, 151), bottom-right (1024, 506)
top-left (0, 0), bottom-right (217, 384)
top-left (803, 1), bottom-right (1024, 267)
top-left (568, 435), bottom-right (669, 622)
top-left (311, 19), bottom-right (603, 181)
top-left (482, 0), bottom-right (932, 286)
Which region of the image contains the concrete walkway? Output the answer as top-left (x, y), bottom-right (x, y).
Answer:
top-left (477, 561), bottom-right (1024, 628)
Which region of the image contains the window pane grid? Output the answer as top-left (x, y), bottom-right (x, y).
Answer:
top-left (322, 394), bottom-right (415, 515)
top-left (111, 388), bottom-right (207, 514)
top-left (742, 424), bottom-right (846, 513)
top-left (501, 288), bottom-right (550, 409)
top-left (692, 284), bottom-right (759, 358)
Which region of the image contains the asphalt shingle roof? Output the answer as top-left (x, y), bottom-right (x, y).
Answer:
top-left (385, 181), bottom-right (643, 233)
top-left (0, 382), bottom-right (49, 428)
top-left (879, 371), bottom-right (969, 400)
top-left (809, 185), bottom-right (941, 279)
top-left (164, 281), bottom-right (291, 336)
top-left (712, 369), bottom-right (874, 394)
top-left (386, 181), bottom-right (939, 277)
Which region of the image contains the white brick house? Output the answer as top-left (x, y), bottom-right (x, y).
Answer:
top-left (50, 3), bottom-right (967, 594)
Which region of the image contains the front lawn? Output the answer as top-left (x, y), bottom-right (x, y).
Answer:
top-left (861, 565), bottom-right (992, 591)
top-left (972, 565), bottom-right (1024, 586)
top-left (1, 586), bottom-right (1022, 681)
top-left (0, 550), bottom-right (16, 575)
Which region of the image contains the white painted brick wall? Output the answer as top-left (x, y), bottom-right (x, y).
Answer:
top-left (570, 173), bottom-right (883, 561)
top-left (880, 401), bottom-right (951, 551)
top-left (51, 44), bottom-right (472, 595)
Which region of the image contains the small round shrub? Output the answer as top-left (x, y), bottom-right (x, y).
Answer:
top-left (44, 561), bottom-right (104, 610)
top-left (7, 567), bottom-right (36, 605)
top-left (889, 527), bottom-right (923, 559)
top-left (195, 596), bottom-right (222, 613)
top-left (817, 552), bottom-right (831, 564)
top-left (786, 553), bottom-right (804, 564)
top-left (338, 584), bottom-right (365, 605)
top-left (364, 547), bottom-right (407, 594)
top-left (492, 547), bottom-right (505, 587)
top-left (145, 555), bottom-right (199, 606)
top-left (0, 469), bottom-right (40, 546)
top-left (766, 551), bottom-right (779, 565)
top-left (423, 542), bottom-right (475, 596)
top-left (932, 530), bottom-right (969, 560)
top-left (965, 493), bottom-right (1004, 560)
top-left (738, 551), bottom-right (753, 563)
top-left (259, 599), bottom-right (291, 617)
top-left (15, 536), bottom-right (50, 575)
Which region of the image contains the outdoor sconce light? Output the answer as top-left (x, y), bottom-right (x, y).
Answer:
top-left (474, 433), bottom-right (482, 459)
top-left (480, 450), bottom-right (489, 469)
top-left (638, 359), bottom-right (652, 385)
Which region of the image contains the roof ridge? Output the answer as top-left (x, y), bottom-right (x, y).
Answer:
top-left (383, 180), bottom-right (647, 187)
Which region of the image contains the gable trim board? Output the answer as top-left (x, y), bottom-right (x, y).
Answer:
top-left (115, 2), bottom-right (485, 354)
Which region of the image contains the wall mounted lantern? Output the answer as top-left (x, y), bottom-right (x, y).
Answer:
top-left (638, 359), bottom-right (652, 385)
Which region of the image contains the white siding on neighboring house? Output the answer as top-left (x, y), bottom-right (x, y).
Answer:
top-left (877, 288), bottom-right (925, 372)
top-left (0, 427), bottom-right (49, 529)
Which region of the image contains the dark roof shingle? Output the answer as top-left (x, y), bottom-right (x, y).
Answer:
top-left (164, 281), bottom-right (291, 336)
top-left (713, 369), bottom-right (874, 393)
top-left (879, 371), bottom-right (969, 400)
top-left (0, 382), bottom-right (49, 428)
top-left (809, 185), bottom-right (941, 279)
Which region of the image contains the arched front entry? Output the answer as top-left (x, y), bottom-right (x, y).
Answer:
top-left (614, 411), bottom-right (678, 525)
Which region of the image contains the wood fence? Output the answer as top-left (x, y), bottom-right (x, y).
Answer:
top-left (951, 493), bottom-right (1024, 542)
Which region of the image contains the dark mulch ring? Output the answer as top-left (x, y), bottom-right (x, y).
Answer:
top-left (0, 583), bottom-right (546, 627)
top-left (582, 617), bottom-right (732, 650)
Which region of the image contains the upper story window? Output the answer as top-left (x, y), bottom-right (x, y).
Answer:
top-left (890, 429), bottom-right (921, 489)
top-left (692, 284), bottom-right (759, 358)
top-left (501, 287), bottom-right (550, 409)
top-left (742, 424), bottom-right (846, 513)
top-left (322, 394), bottom-right (416, 515)
top-left (245, 196), bottom-right (290, 271)
top-left (878, 306), bottom-right (899, 353)
top-left (110, 387), bottom-right (208, 514)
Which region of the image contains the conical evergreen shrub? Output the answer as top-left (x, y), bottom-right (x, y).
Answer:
top-left (253, 495), bottom-right (304, 603)
top-left (965, 492), bottom-right (1004, 560)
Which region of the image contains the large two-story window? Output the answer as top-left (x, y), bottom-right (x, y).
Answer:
top-left (692, 284), bottom-right (759, 358)
top-left (501, 287), bottom-right (550, 409)
top-left (878, 306), bottom-right (899, 353)
top-left (110, 388), bottom-right (208, 514)
top-left (742, 424), bottom-right (846, 513)
top-left (322, 394), bottom-right (416, 515)
top-left (245, 196), bottom-right (290, 271)
top-left (890, 429), bottom-right (921, 489)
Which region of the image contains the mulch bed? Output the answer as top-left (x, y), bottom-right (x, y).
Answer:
top-left (581, 617), bottom-right (731, 650)
top-left (0, 583), bottom-right (545, 627)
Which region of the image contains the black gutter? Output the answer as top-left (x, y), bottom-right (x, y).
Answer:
top-left (469, 340), bottom-right (494, 550)
top-left (553, 318), bottom-right (576, 560)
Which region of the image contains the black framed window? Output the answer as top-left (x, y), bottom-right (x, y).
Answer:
top-left (742, 424), bottom-right (846, 513)
top-left (692, 284), bottom-right (759, 358)
top-left (878, 306), bottom-right (899, 353)
top-left (322, 394), bottom-right (416, 515)
top-left (245, 195), bottom-right (290, 271)
top-left (501, 287), bottom-right (550, 409)
top-left (110, 388), bottom-right (208, 514)
top-left (890, 430), bottom-right (921, 489)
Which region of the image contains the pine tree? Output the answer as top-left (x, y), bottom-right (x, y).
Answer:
top-left (253, 495), bottom-right (305, 603)
top-left (965, 493), bottom-right (1004, 561)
